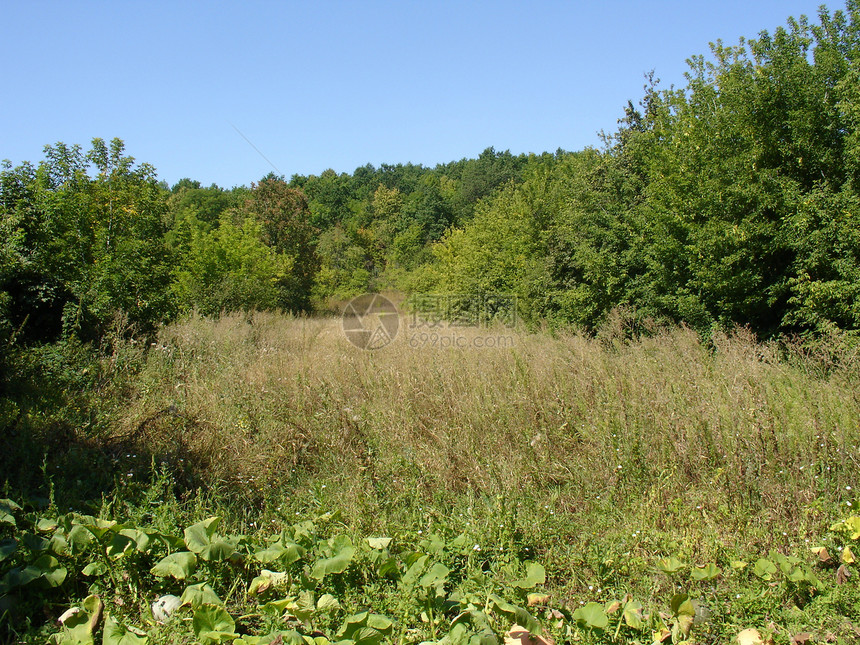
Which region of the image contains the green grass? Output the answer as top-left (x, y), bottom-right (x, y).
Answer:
top-left (3, 312), bottom-right (860, 643)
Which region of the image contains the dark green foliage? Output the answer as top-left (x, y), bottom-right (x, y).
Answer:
top-left (426, 2), bottom-right (860, 338)
top-left (0, 138), bottom-right (173, 342)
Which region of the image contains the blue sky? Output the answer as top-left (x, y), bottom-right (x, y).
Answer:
top-left (2, 1), bottom-right (838, 188)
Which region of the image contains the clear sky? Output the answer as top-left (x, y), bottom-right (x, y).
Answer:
top-left (1, 1), bottom-right (840, 188)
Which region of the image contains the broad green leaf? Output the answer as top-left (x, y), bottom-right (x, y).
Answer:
top-left (691, 563), bottom-right (721, 581)
top-left (36, 518), bottom-right (58, 533)
top-left (106, 533), bottom-right (136, 560)
top-left (311, 542), bottom-right (354, 580)
top-left (67, 525), bottom-right (94, 554)
top-left (375, 554), bottom-right (399, 579)
top-left (317, 593), bottom-right (340, 612)
top-left (336, 611), bottom-right (393, 644)
top-left (401, 554), bottom-right (430, 585)
top-left (79, 517), bottom-right (118, 541)
top-left (192, 604), bottom-right (237, 644)
top-left (81, 561), bottom-right (108, 577)
top-left (260, 597), bottom-right (297, 618)
top-left (487, 595), bottom-right (541, 634)
top-left (54, 595), bottom-right (103, 644)
top-left (3, 563), bottom-right (42, 588)
top-left (23, 532), bottom-right (51, 553)
top-left (656, 557), bottom-right (685, 575)
top-left (753, 558), bottom-right (777, 580)
top-left (253, 540), bottom-right (305, 565)
top-left (102, 615), bottom-right (148, 645)
top-left (419, 562), bottom-right (450, 588)
top-left (151, 551), bottom-right (197, 579)
top-left (573, 602), bottom-right (608, 630)
top-left (0, 499), bottom-right (21, 527)
top-left (50, 533), bottom-right (70, 557)
top-left (33, 554), bottom-right (67, 588)
top-left (623, 599), bottom-right (644, 629)
top-left (118, 528), bottom-right (153, 554)
top-left (730, 560), bottom-right (748, 570)
top-left (181, 582), bottom-right (222, 608)
top-left (199, 538), bottom-right (238, 562)
top-left (670, 593), bottom-right (695, 618)
top-left (0, 538), bottom-right (17, 562)
top-left (183, 517), bottom-right (221, 553)
top-left (512, 562), bottom-right (546, 589)
top-left (367, 537), bottom-right (392, 550)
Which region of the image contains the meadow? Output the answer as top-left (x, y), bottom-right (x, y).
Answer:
top-left (4, 312), bottom-right (860, 644)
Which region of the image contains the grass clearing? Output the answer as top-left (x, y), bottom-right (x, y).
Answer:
top-left (3, 312), bottom-right (860, 643)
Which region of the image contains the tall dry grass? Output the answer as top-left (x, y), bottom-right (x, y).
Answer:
top-left (117, 311), bottom-right (860, 554)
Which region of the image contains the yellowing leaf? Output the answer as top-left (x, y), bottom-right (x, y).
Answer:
top-left (842, 546), bottom-right (856, 564)
top-left (526, 593), bottom-right (551, 607)
top-left (810, 547), bottom-right (832, 564)
top-left (504, 625), bottom-right (555, 645)
top-left (737, 628), bottom-right (764, 645)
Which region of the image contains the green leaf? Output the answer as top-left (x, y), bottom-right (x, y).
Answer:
top-left (512, 562), bottom-right (546, 589)
top-left (151, 551), bottom-right (197, 579)
top-left (192, 604), bottom-right (237, 644)
top-left (317, 593), bottom-right (341, 612)
top-left (67, 525), bottom-right (94, 554)
top-left (184, 517), bottom-right (221, 553)
top-left (118, 528), bottom-right (154, 554)
top-left (311, 539), bottom-right (355, 580)
top-left (0, 538), bottom-right (17, 562)
top-left (656, 557), bottom-right (685, 574)
top-left (691, 563), bottom-right (721, 581)
top-left (23, 532), bottom-right (51, 553)
top-left (573, 602), bottom-right (608, 630)
top-left (183, 517), bottom-right (221, 553)
top-left (102, 615), bottom-right (148, 645)
top-left (623, 599), bottom-right (644, 629)
top-left (199, 538), bottom-right (238, 562)
top-left (254, 540), bottom-right (305, 565)
top-left (54, 594), bottom-right (103, 644)
top-left (50, 533), bottom-right (70, 557)
top-left (336, 611), bottom-right (393, 644)
top-left (0, 499), bottom-right (21, 527)
top-left (367, 537), bottom-right (392, 550)
top-left (670, 593), bottom-right (695, 618)
top-left (33, 554), bottom-right (67, 588)
top-left (106, 533), bottom-right (136, 560)
top-left (2, 563), bottom-right (42, 588)
top-left (419, 562), bottom-right (450, 588)
top-left (36, 517), bottom-right (59, 533)
top-left (753, 558), bottom-right (777, 580)
top-left (181, 582), bottom-right (222, 608)
top-left (487, 595), bottom-right (541, 634)
top-left (79, 517), bottom-right (119, 541)
top-left (81, 561), bottom-right (108, 577)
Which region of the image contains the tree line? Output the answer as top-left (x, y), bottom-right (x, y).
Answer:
top-left (2, 2), bottom-right (860, 351)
